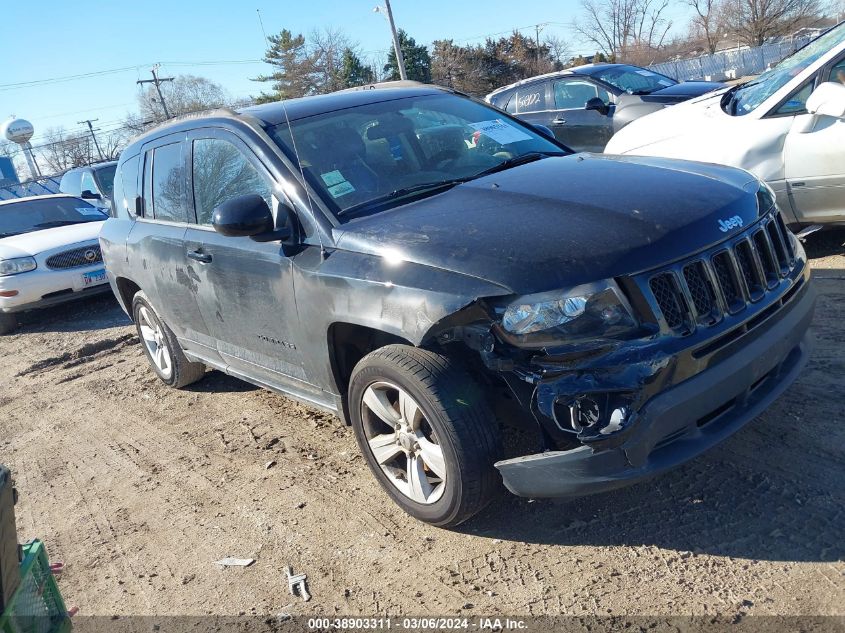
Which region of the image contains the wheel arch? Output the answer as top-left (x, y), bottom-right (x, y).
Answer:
top-left (114, 277), bottom-right (142, 320)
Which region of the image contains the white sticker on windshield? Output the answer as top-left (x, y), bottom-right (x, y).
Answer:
top-left (76, 207), bottom-right (104, 216)
top-left (469, 119), bottom-right (532, 145)
top-left (635, 70), bottom-right (656, 76)
top-left (328, 180), bottom-right (356, 198)
top-left (321, 170), bottom-right (346, 187)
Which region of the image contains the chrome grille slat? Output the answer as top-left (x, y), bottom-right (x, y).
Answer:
top-left (643, 211), bottom-right (797, 335)
top-left (45, 245), bottom-right (103, 270)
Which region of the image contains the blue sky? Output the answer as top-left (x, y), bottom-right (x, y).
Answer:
top-left (1, 0), bottom-right (694, 149)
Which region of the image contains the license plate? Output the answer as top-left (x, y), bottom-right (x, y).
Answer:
top-left (82, 269), bottom-right (107, 287)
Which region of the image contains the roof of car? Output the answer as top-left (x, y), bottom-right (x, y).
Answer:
top-left (124, 85), bottom-right (452, 153)
top-left (485, 63), bottom-right (649, 99)
top-left (0, 193), bottom-right (79, 207)
top-left (241, 85), bottom-right (450, 124)
top-left (62, 161), bottom-right (118, 174)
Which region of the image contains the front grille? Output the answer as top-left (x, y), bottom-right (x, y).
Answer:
top-left (46, 245), bottom-right (103, 270)
top-left (649, 274), bottom-right (686, 330)
top-left (683, 261), bottom-right (717, 324)
top-left (643, 211), bottom-right (798, 334)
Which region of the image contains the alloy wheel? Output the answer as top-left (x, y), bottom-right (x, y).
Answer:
top-left (360, 381), bottom-right (447, 504)
top-left (137, 306), bottom-right (173, 379)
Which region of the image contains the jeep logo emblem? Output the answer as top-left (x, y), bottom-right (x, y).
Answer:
top-left (718, 215), bottom-right (744, 232)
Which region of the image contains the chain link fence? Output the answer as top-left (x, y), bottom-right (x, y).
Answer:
top-left (648, 36), bottom-right (817, 82)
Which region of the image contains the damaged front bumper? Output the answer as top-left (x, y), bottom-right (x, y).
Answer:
top-left (494, 276), bottom-right (816, 498)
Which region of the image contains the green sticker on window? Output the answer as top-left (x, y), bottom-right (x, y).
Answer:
top-left (321, 170), bottom-right (346, 187)
top-left (328, 180), bottom-right (356, 198)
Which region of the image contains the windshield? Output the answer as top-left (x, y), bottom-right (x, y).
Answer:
top-left (589, 65), bottom-right (677, 94)
top-left (0, 197), bottom-right (106, 238)
top-left (93, 164), bottom-right (117, 198)
top-left (268, 93), bottom-right (566, 220)
top-left (730, 23), bottom-right (845, 115)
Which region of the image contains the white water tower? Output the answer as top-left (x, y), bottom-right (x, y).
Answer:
top-left (1, 116), bottom-right (40, 179)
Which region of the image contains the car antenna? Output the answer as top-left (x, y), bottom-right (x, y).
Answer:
top-left (281, 100), bottom-right (328, 261)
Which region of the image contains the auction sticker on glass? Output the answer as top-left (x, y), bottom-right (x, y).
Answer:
top-left (469, 119), bottom-right (532, 145)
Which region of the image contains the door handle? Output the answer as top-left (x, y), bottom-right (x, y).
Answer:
top-left (187, 249), bottom-right (212, 263)
top-left (551, 117), bottom-right (566, 125)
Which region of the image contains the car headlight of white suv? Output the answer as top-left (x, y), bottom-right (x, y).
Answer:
top-left (0, 256), bottom-right (37, 276)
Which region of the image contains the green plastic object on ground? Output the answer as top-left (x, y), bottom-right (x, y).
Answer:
top-left (0, 540), bottom-right (71, 633)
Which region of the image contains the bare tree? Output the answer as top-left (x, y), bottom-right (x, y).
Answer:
top-left (544, 34), bottom-right (572, 68)
top-left (138, 74), bottom-right (230, 122)
top-left (37, 127), bottom-right (94, 174)
top-left (310, 27), bottom-right (353, 93)
top-left (688, 0), bottom-right (721, 52)
top-left (574, 0), bottom-right (674, 62)
top-left (720, 0), bottom-right (822, 46)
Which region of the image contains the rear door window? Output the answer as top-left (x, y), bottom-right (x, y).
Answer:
top-left (191, 138), bottom-right (271, 226)
top-left (150, 142), bottom-right (187, 222)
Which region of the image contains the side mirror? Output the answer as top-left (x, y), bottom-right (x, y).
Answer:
top-left (806, 81), bottom-right (845, 119)
top-left (212, 194), bottom-right (275, 237)
top-left (532, 124), bottom-right (555, 139)
top-left (585, 97), bottom-right (610, 116)
top-left (81, 189), bottom-right (101, 200)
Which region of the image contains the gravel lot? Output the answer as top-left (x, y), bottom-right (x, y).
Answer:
top-left (1, 231), bottom-right (843, 619)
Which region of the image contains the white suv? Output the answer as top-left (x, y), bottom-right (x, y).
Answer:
top-left (0, 194), bottom-right (110, 334)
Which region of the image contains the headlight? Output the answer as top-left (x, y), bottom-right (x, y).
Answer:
top-left (498, 280), bottom-right (638, 346)
top-left (0, 257), bottom-right (37, 276)
top-left (756, 180), bottom-right (777, 214)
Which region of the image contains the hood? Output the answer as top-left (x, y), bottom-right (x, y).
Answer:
top-left (334, 155), bottom-right (761, 294)
top-left (0, 222), bottom-right (104, 260)
top-left (646, 81), bottom-right (723, 100)
top-left (605, 90), bottom-right (728, 155)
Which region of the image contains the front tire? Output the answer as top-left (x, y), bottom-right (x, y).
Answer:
top-left (349, 345), bottom-right (502, 527)
top-left (0, 312), bottom-right (17, 335)
top-left (132, 291), bottom-right (205, 388)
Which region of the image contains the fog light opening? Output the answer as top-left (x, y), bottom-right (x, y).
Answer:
top-left (552, 394), bottom-right (633, 436)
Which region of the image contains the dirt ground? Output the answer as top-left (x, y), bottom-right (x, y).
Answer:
top-left (1, 231), bottom-right (843, 620)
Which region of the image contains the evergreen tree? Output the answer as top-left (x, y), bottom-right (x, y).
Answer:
top-left (338, 48), bottom-right (375, 88)
top-left (384, 30), bottom-right (432, 83)
top-left (252, 29), bottom-right (313, 101)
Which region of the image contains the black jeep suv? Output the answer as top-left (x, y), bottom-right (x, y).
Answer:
top-left (101, 86), bottom-right (815, 527)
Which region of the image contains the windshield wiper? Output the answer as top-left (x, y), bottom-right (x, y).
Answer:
top-left (33, 220), bottom-right (88, 228)
top-left (0, 231), bottom-right (22, 238)
top-left (338, 178), bottom-right (471, 218)
top-left (473, 151), bottom-right (566, 178)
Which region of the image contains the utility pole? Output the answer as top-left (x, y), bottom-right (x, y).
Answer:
top-left (374, 1), bottom-right (407, 81)
top-left (534, 23), bottom-right (548, 74)
top-left (78, 119), bottom-right (103, 161)
top-left (136, 64), bottom-right (174, 119)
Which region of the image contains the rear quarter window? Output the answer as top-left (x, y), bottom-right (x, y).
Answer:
top-left (112, 155), bottom-right (140, 218)
top-left (515, 86), bottom-right (546, 113)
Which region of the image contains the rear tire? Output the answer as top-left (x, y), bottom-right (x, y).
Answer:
top-left (132, 291), bottom-right (205, 388)
top-left (0, 312), bottom-right (17, 335)
top-left (349, 345), bottom-right (502, 527)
